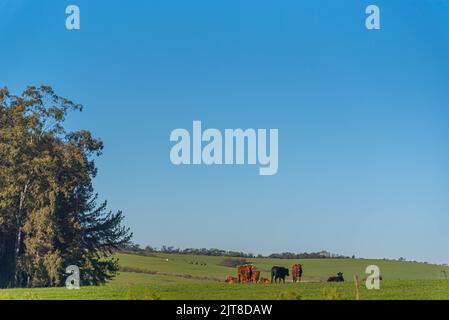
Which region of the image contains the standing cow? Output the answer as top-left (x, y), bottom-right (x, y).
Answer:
top-left (251, 270), bottom-right (261, 283)
top-left (271, 266), bottom-right (289, 284)
top-left (237, 265), bottom-right (254, 284)
top-left (292, 264), bottom-right (303, 283)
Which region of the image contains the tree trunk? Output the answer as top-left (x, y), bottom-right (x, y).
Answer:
top-left (13, 182), bottom-right (28, 287)
top-left (0, 234), bottom-right (16, 288)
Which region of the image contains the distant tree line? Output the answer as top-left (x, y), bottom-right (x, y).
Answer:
top-left (118, 243), bottom-right (351, 260)
top-left (266, 251), bottom-right (350, 259)
top-left (0, 86), bottom-right (132, 288)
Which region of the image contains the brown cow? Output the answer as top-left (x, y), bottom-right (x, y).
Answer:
top-left (292, 264), bottom-right (303, 283)
top-left (237, 265), bottom-right (254, 284)
top-left (251, 270), bottom-right (261, 283)
top-left (225, 276), bottom-right (239, 284)
top-left (259, 278), bottom-right (271, 284)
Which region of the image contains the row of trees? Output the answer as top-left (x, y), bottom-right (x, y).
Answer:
top-left (267, 251), bottom-right (351, 259)
top-left (0, 86), bottom-right (132, 288)
top-left (122, 244), bottom-right (257, 258)
top-left (120, 244), bottom-right (351, 259)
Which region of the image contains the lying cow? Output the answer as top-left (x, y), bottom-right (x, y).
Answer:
top-left (271, 266), bottom-right (289, 284)
top-left (292, 264), bottom-right (303, 283)
top-left (225, 276), bottom-right (239, 284)
top-left (259, 278), bottom-right (271, 284)
top-left (327, 272), bottom-right (345, 282)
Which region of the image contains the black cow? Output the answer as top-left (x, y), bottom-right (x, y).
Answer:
top-left (327, 272), bottom-right (344, 282)
top-left (271, 266), bottom-right (289, 284)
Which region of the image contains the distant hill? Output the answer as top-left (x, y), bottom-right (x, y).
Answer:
top-left (116, 252), bottom-right (449, 282)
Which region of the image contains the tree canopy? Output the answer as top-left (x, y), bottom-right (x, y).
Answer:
top-left (0, 86), bottom-right (132, 288)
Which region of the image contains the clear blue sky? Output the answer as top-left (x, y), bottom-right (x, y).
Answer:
top-left (1, 0), bottom-right (448, 263)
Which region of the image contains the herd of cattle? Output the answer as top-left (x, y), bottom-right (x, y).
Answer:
top-left (225, 264), bottom-right (347, 284)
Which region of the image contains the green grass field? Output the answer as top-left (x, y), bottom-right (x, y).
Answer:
top-left (1, 253), bottom-right (448, 300)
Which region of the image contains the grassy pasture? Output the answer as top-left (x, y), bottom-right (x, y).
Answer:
top-left (0, 253), bottom-right (448, 300)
